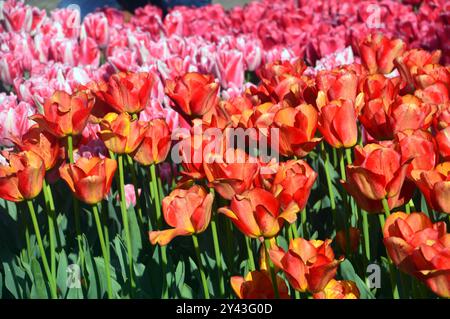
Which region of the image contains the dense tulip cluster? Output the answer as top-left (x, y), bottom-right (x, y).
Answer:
top-left (0, 0), bottom-right (449, 300)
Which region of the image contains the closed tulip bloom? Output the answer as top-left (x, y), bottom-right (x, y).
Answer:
top-left (390, 95), bottom-right (436, 134)
top-left (94, 72), bottom-right (154, 114)
top-left (411, 162), bottom-right (450, 214)
top-left (436, 127), bottom-right (450, 161)
top-left (271, 159), bottom-right (317, 213)
top-left (273, 104), bottom-right (321, 158)
top-left (149, 185), bottom-right (213, 246)
top-left (59, 156), bottom-right (117, 205)
top-left (342, 143), bottom-right (412, 213)
top-left (98, 112), bottom-right (147, 154)
top-left (12, 125), bottom-right (60, 171)
top-left (383, 212), bottom-right (450, 297)
top-left (313, 279), bottom-right (360, 299)
top-left (165, 72), bottom-right (219, 117)
top-left (316, 68), bottom-right (358, 102)
top-left (219, 188), bottom-right (296, 238)
top-left (231, 270), bottom-right (290, 299)
top-left (31, 90), bottom-right (94, 138)
top-left (0, 150), bottom-right (45, 202)
top-left (269, 238), bottom-right (343, 293)
top-left (132, 119), bottom-right (171, 166)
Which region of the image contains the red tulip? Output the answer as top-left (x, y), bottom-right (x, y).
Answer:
top-left (389, 95), bottom-right (436, 134)
top-left (231, 270), bottom-right (290, 299)
top-left (336, 227), bottom-right (361, 254)
top-left (31, 90), bottom-right (94, 138)
top-left (313, 279), bottom-right (360, 299)
top-left (316, 68), bottom-right (359, 102)
top-left (59, 156), bottom-right (117, 205)
top-left (149, 185), bottom-right (213, 246)
top-left (436, 127), bottom-right (450, 161)
top-left (0, 150), bottom-right (45, 202)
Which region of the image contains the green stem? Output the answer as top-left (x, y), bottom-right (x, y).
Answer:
top-left (192, 234), bottom-right (210, 299)
top-left (150, 164), bottom-right (168, 298)
top-left (264, 238), bottom-right (279, 299)
top-left (92, 204), bottom-right (112, 299)
top-left (27, 200), bottom-right (57, 299)
top-left (209, 189), bottom-right (225, 297)
top-left (118, 154), bottom-right (135, 295)
top-left (244, 236), bottom-right (256, 271)
top-left (321, 143), bottom-right (337, 223)
top-left (381, 198), bottom-right (399, 299)
top-left (362, 210), bottom-right (371, 261)
top-left (42, 180), bottom-right (56, 289)
top-left (126, 155), bottom-right (143, 225)
top-left (300, 208), bottom-right (307, 238)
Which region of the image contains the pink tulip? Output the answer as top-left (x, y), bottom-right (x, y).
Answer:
top-left (81, 12), bottom-right (109, 48)
top-left (213, 49), bottom-right (244, 90)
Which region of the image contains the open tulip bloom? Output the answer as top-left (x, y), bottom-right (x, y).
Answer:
top-left (0, 0), bottom-right (449, 301)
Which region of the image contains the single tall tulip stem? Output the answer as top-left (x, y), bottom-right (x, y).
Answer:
top-left (264, 238), bottom-right (280, 299)
top-left (150, 163), bottom-right (168, 298)
top-left (92, 204), bottom-right (113, 299)
top-left (244, 236), bottom-right (256, 271)
top-left (27, 200), bottom-right (57, 299)
top-left (209, 189), bottom-right (225, 297)
top-left (339, 148), bottom-right (352, 255)
top-left (118, 154), bottom-right (135, 295)
top-left (321, 143), bottom-right (337, 228)
top-left (362, 209), bottom-right (371, 261)
top-left (192, 234), bottom-right (210, 299)
top-left (300, 208), bottom-right (307, 238)
top-left (126, 155), bottom-right (144, 225)
top-left (42, 180), bottom-right (57, 286)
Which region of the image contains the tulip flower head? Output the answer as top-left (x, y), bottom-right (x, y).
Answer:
top-left (231, 270), bottom-right (290, 299)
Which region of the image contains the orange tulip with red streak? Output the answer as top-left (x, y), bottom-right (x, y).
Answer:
top-left (269, 238), bottom-right (343, 293)
top-left (316, 93), bottom-right (363, 148)
top-left (131, 118), bottom-right (171, 166)
top-left (273, 104), bottom-right (321, 158)
top-left (0, 150), bottom-right (45, 202)
top-left (59, 156), bottom-right (117, 205)
top-left (271, 159), bottom-right (317, 214)
top-left (436, 127), bottom-right (450, 161)
top-left (383, 212), bottom-right (450, 298)
top-left (98, 112), bottom-right (147, 154)
top-left (336, 227), bottom-right (361, 254)
top-left (94, 71), bottom-right (154, 114)
top-left (12, 125), bottom-right (60, 171)
top-left (359, 33), bottom-right (406, 74)
top-left (165, 72), bottom-right (219, 117)
top-left (313, 279), bottom-right (360, 299)
top-left (149, 185), bottom-right (213, 246)
top-left (203, 148), bottom-right (259, 200)
top-left (231, 270), bottom-right (290, 299)
top-left (316, 68), bottom-right (359, 102)
top-left (342, 143), bottom-right (413, 213)
top-left (218, 187), bottom-right (296, 239)
top-left (411, 162), bottom-right (450, 214)
top-left (31, 90), bottom-right (94, 138)
top-left (395, 130), bottom-right (437, 179)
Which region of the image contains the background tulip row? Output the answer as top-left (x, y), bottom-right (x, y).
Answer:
top-left (0, 0), bottom-right (449, 299)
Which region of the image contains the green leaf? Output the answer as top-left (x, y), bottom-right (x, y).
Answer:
top-left (56, 250), bottom-right (68, 298)
top-left (340, 259), bottom-right (375, 299)
top-left (127, 207), bottom-right (142, 261)
top-left (180, 283), bottom-right (193, 298)
top-left (83, 236), bottom-right (101, 298)
top-left (113, 236), bottom-right (127, 283)
top-left (30, 258), bottom-right (48, 299)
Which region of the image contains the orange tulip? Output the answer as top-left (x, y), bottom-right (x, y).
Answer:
top-left (12, 124), bottom-right (60, 171)
top-left (131, 119), bottom-right (171, 166)
top-left (98, 112), bottom-right (147, 154)
top-left (411, 162), bottom-right (450, 214)
top-left (269, 238), bottom-right (343, 293)
top-left (94, 72), bottom-right (154, 114)
top-left (31, 90), bottom-right (94, 138)
top-left (390, 95), bottom-right (436, 134)
top-left (436, 127), bottom-right (450, 161)
top-left (313, 279), bottom-right (360, 299)
top-left (165, 72), bottom-right (219, 118)
top-left (59, 156), bottom-right (117, 205)
top-left (219, 187), bottom-right (296, 239)
top-left (0, 150), bottom-right (45, 202)
top-left (231, 270), bottom-right (290, 299)
top-left (149, 185), bottom-right (213, 246)
top-left (316, 68), bottom-right (359, 102)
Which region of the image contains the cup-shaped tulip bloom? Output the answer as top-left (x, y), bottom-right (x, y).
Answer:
top-left (316, 69), bottom-right (358, 102)
top-left (436, 127), bottom-right (450, 161)
top-left (59, 156), bottom-right (117, 205)
top-left (149, 185), bottom-right (213, 246)
top-left (359, 98), bottom-right (393, 141)
top-left (269, 238), bottom-right (343, 292)
top-left (219, 188), bottom-right (296, 238)
top-left (316, 95), bottom-right (361, 148)
top-left (313, 279), bottom-right (360, 299)
top-left (12, 125), bottom-right (60, 171)
top-left (131, 119), bottom-right (171, 166)
top-left (383, 212), bottom-right (450, 297)
top-left (342, 143), bottom-right (412, 213)
top-left (231, 270), bottom-right (290, 299)
top-left (98, 112), bottom-right (147, 154)
top-left (0, 151), bottom-right (45, 202)
top-left (273, 104), bottom-right (321, 158)
top-left (359, 33), bottom-right (406, 74)
top-left (31, 90), bottom-right (94, 138)
top-left (271, 159), bottom-right (317, 213)
top-left (389, 95), bottom-right (436, 134)
top-left (411, 162), bottom-right (450, 214)
top-left (335, 227), bottom-right (361, 254)
top-left (203, 148), bottom-right (259, 200)
top-left (165, 72), bottom-right (219, 117)
top-left (94, 72), bottom-right (154, 114)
